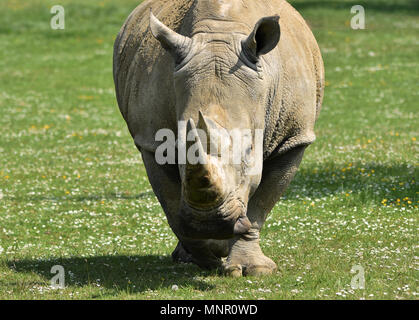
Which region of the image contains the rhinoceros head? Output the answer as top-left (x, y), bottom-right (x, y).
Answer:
top-left (150, 12), bottom-right (281, 239)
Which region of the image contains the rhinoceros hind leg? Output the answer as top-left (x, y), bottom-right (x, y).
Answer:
top-left (172, 241), bottom-right (193, 264)
top-left (172, 239), bottom-right (229, 270)
top-left (173, 240), bottom-right (224, 270)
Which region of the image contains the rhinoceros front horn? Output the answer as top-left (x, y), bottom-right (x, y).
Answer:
top-left (149, 11), bottom-right (192, 64)
top-left (183, 117), bottom-right (225, 210)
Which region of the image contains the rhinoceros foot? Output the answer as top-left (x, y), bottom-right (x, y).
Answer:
top-left (223, 237), bottom-right (277, 277)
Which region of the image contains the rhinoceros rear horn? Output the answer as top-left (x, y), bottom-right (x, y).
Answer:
top-left (149, 10), bottom-right (192, 64)
top-left (243, 15), bottom-right (281, 61)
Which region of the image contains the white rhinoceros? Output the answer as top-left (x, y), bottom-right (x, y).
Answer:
top-left (113, 0), bottom-right (324, 276)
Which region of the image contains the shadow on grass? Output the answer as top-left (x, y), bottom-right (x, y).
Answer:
top-left (292, 0), bottom-right (419, 14)
top-left (7, 254), bottom-right (216, 295)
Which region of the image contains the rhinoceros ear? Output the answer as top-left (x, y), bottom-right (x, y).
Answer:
top-left (149, 10), bottom-right (192, 64)
top-left (243, 16), bottom-right (280, 62)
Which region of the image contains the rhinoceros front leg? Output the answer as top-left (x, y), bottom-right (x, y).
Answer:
top-left (140, 150), bottom-right (224, 269)
top-left (224, 146), bottom-right (307, 277)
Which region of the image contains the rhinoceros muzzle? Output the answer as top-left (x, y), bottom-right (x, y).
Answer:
top-left (179, 195), bottom-right (252, 240)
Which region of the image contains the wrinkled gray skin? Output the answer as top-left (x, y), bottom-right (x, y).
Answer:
top-left (113, 0), bottom-right (324, 276)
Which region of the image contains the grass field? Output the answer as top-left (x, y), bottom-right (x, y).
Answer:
top-left (0, 0), bottom-right (417, 300)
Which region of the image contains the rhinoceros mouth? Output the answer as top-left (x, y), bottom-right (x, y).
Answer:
top-left (178, 194), bottom-right (252, 240)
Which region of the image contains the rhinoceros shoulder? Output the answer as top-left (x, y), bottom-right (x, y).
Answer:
top-left (261, 0), bottom-right (324, 159)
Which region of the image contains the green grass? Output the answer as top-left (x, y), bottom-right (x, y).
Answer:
top-left (0, 0), bottom-right (417, 300)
